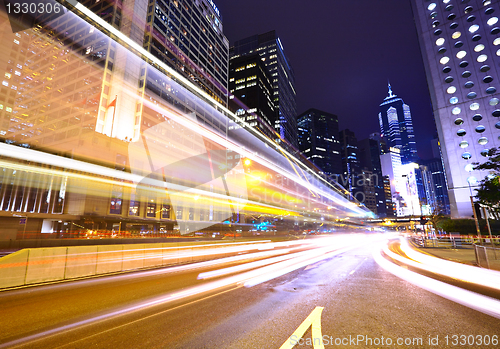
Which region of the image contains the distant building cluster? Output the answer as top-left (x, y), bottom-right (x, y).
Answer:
top-left (297, 85), bottom-right (450, 218)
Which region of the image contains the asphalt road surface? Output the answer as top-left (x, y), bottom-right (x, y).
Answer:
top-left (1, 236), bottom-right (500, 348)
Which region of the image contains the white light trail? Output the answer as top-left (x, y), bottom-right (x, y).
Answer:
top-left (374, 240), bottom-right (500, 319)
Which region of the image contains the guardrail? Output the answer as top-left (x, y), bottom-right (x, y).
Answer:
top-left (474, 244), bottom-right (500, 269)
top-left (0, 241), bottom-right (270, 289)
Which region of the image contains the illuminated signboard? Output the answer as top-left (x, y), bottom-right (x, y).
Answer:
top-left (207, 0), bottom-right (220, 17)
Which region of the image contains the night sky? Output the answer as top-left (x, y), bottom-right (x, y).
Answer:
top-left (216, 0), bottom-right (437, 159)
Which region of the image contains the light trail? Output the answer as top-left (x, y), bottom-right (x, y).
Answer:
top-left (374, 239), bottom-right (500, 319)
top-left (0, 234), bottom-right (378, 348)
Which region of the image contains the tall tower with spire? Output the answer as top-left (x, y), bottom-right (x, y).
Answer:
top-left (378, 83), bottom-right (418, 164)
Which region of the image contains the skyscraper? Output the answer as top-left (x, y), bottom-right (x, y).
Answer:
top-left (228, 53), bottom-right (276, 139)
top-left (378, 84), bottom-right (419, 164)
top-left (411, 0), bottom-right (500, 218)
top-left (0, 0), bottom-right (234, 235)
top-left (339, 129), bottom-right (361, 200)
top-left (231, 30), bottom-right (298, 147)
top-left (146, 0), bottom-right (229, 106)
top-left (297, 108), bottom-right (342, 180)
top-left (358, 138), bottom-right (387, 217)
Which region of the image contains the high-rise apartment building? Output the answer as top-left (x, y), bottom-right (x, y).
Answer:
top-left (297, 108), bottom-right (342, 180)
top-left (411, 0), bottom-right (500, 218)
top-left (230, 30), bottom-right (298, 147)
top-left (378, 84), bottom-right (419, 164)
top-left (228, 54), bottom-right (276, 139)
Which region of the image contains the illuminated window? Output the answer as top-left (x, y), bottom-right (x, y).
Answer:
top-left (497, 49), bottom-right (500, 56)
top-left (474, 44), bottom-right (485, 52)
top-left (129, 200), bottom-right (140, 216)
top-left (470, 102), bottom-right (480, 110)
top-left (465, 164), bottom-right (474, 172)
top-left (452, 31), bottom-right (461, 39)
top-left (428, 3), bottom-right (437, 11)
top-left (490, 98), bottom-right (499, 106)
top-left (467, 176), bottom-right (478, 184)
top-left (447, 86), bottom-right (456, 94)
top-left (494, 38), bottom-right (500, 45)
top-left (6, 107), bottom-right (12, 112)
top-left (452, 107), bottom-right (461, 115)
top-left (477, 54), bottom-right (488, 62)
top-left (456, 51), bottom-right (467, 59)
top-left (146, 201), bottom-right (156, 217)
top-left (436, 38), bottom-right (445, 46)
top-left (459, 141), bottom-right (469, 148)
top-left (488, 17), bottom-right (498, 26)
top-left (450, 97), bottom-right (459, 104)
top-left (440, 56), bottom-right (450, 64)
top-left (462, 152), bottom-right (472, 160)
top-left (2, 81), bottom-right (8, 87)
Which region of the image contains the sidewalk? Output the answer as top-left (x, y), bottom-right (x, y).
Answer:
top-left (411, 243), bottom-right (500, 271)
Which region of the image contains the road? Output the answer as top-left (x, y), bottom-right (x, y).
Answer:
top-left (1, 234), bottom-right (500, 348)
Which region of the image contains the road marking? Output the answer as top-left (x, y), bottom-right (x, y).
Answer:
top-left (279, 306), bottom-right (325, 349)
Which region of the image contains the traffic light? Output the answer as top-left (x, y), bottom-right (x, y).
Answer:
top-left (420, 216), bottom-right (429, 225)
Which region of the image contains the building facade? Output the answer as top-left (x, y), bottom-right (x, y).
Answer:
top-left (339, 129), bottom-right (363, 202)
top-left (297, 108), bottom-right (342, 180)
top-left (228, 54), bottom-right (276, 139)
top-left (231, 30), bottom-right (297, 147)
top-left (358, 138), bottom-right (387, 217)
top-left (0, 0), bottom-right (237, 238)
top-left (411, 0), bottom-right (500, 218)
top-left (378, 84), bottom-right (419, 164)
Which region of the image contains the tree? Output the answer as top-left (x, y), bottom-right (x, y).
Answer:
top-left (473, 148), bottom-right (500, 220)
